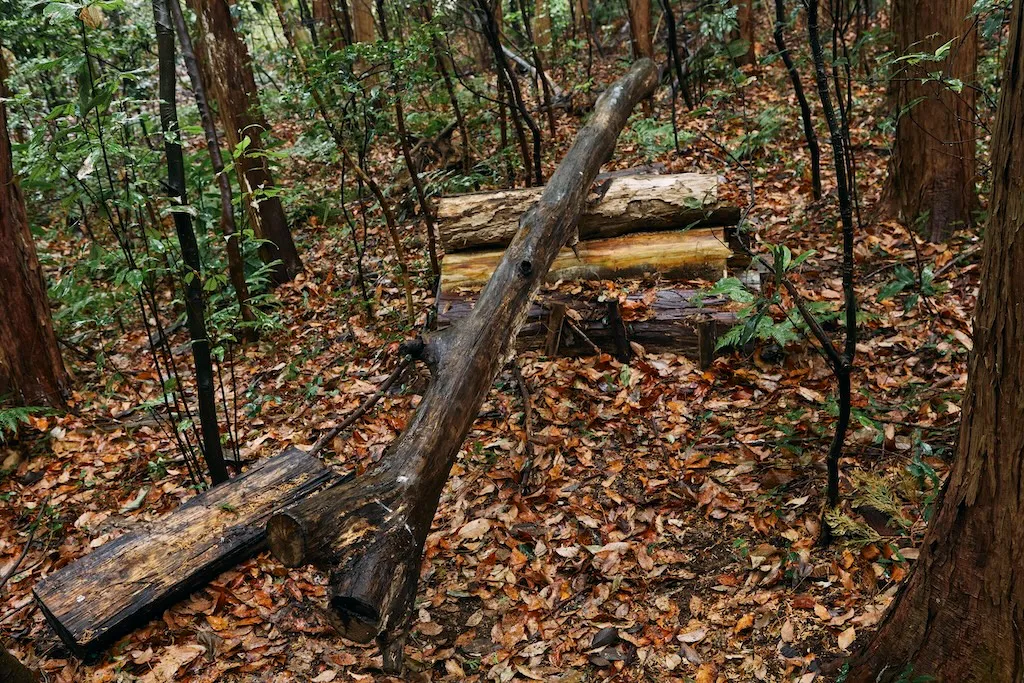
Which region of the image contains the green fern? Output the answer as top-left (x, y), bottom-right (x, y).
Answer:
top-left (0, 404), bottom-right (46, 444)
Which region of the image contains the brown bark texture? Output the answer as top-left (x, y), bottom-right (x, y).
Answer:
top-left (185, 0), bottom-right (303, 283)
top-left (732, 0), bottom-right (757, 65)
top-left (350, 0), bottom-right (375, 42)
top-left (0, 62), bottom-right (69, 408)
top-left (884, 0), bottom-right (977, 242)
top-left (626, 0), bottom-right (654, 61)
top-left (437, 173), bottom-right (738, 251)
top-left (846, 2), bottom-right (1024, 680)
top-left (437, 287), bottom-right (736, 362)
top-left (266, 60), bottom-right (659, 671)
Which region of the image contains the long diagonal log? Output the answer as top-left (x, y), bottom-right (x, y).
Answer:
top-left (265, 60), bottom-right (659, 670)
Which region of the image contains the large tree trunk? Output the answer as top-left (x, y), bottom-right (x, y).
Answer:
top-left (0, 54), bottom-right (69, 408)
top-left (185, 0), bottom-right (303, 284)
top-left (732, 0), bottom-right (757, 66)
top-left (626, 0), bottom-right (653, 61)
top-left (846, 3), bottom-right (1024, 680)
top-left (882, 0), bottom-right (977, 242)
top-left (266, 60), bottom-right (658, 672)
top-left (350, 0), bottom-right (375, 42)
top-left (437, 173), bottom-right (739, 251)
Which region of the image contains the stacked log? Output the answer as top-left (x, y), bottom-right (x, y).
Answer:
top-left (436, 171), bottom-right (748, 361)
top-left (436, 172), bottom-right (740, 252)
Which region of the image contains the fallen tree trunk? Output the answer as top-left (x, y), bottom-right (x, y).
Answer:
top-left (437, 172), bottom-right (740, 252)
top-left (439, 227), bottom-right (741, 294)
top-left (266, 60), bottom-right (659, 671)
top-left (437, 287), bottom-right (737, 366)
top-left (33, 448), bottom-right (338, 657)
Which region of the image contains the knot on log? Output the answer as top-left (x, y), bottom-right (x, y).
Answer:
top-left (398, 334), bottom-right (448, 375)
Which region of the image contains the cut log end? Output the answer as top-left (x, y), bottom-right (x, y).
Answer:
top-left (265, 512), bottom-right (307, 568)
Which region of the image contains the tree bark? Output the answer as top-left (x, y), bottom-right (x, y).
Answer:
top-left (626, 0), bottom-right (653, 61)
top-left (266, 60), bottom-right (658, 672)
top-left (0, 52), bottom-right (69, 408)
top-left (185, 0), bottom-right (303, 284)
top-left (350, 0), bottom-right (375, 42)
top-left (34, 448), bottom-right (336, 658)
top-left (440, 227), bottom-right (739, 293)
top-left (882, 0), bottom-right (977, 242)
top-left (437, 173), bottom-right (738, 251)
top-left (845, 2), bottom-right (1024, 680)
top-left (732, 0), bottom-right (757, 65)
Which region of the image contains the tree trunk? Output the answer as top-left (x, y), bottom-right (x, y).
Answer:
top-left (883, 0), bottom-right (977, 242)
top-left (732, 0), bottom-right (757, 66)
top-left (0, 54), bottom-right (69, 409)
top-left (185, 0), bottom-right (303, 284)
top-left (437, 173), bottom-right (738, 251)
top-left (846, 3), bottom-right (1024, 680)
top-left (153, 0), bottom-right (229, 485)
top-left (350, 0), bottom-right (375, 42)
top-left (169, 0), bottom-right (258, 342)
top-left (0, 643), bottom-right (35, 683)
top-left (626, 0), bottom-right (653, 61)
top-left (440, 227), bottom-right (739, 293)
top-left (266, 60), bottom-right (658, 673)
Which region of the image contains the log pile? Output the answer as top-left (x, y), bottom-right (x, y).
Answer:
top-left (436, 171), bottom-right (748, 362)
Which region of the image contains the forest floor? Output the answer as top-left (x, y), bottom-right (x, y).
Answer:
top-left (0, 49), bottom-right (982, 683)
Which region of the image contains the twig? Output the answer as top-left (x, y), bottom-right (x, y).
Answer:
top-left (935, 244), bottom-right (983, 278)
top-left (0, 498), bottom-right (48, 595)
top-left (309, 358), bottom-right (411, 456)
top-left (511, 360), bottom-right (535, 488)
top-left (564, 317), bottom-right (603, 356)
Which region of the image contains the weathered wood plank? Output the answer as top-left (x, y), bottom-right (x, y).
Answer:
top-left (437, 172), bottom-right (740, 252)
top-left (33, 448), bottom-right (338, 658)
top-left (440, 227), bottom-right (739, 295)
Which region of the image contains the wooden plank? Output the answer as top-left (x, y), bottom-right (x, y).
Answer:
top-left (440, 228), bottom-right (739, 295)
top-left (437, 172), bottom-right (740, 252)
top-left (33, 447), bottom-right (339, 658)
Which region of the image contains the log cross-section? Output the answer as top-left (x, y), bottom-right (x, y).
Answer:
top-left (266, 60), bottom-right (659, 671)
top-left (32, 448), bottom-right (338, 658)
